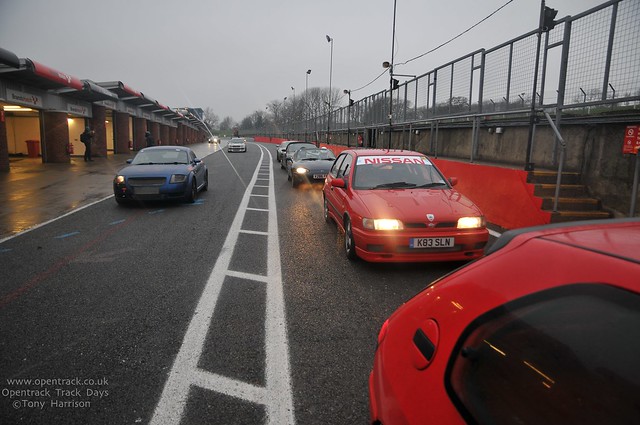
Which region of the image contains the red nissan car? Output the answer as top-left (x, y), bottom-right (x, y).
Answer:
top-left (369, 218), bottom-right (640, 425)
top-left (322, 149), bottom-right (488, 262)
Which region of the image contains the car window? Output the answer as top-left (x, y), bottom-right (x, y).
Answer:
top-left (132, 149), bottom-right (189, 165)
top-left (447, 284), bottom-right (640, 425)
top-left (286, 143), bottom-right (315, 155)
top-left (330, 154), bottom-right (346, 178)
top-left (351, 155), bottom-right (447, 189)
top-left (293, 148), bottom-right (335, 161)
top-left (337, 154), bottom-right (353, 179)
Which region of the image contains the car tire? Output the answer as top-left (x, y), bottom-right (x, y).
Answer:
top-left (186, 180), bottom-right (197, 203)
top-left (115, 196), bottom-right (127, 206)
top-left (291, 175), bottom-right (298, 188)
top-left (344, 218), bottom-right (358, 261)
top-left (202, 171), bottom-right (209, 191)
top-left (323, 197), bottom-right (331, 223)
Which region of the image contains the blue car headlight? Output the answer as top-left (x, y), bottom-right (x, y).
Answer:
top-left (170, 174), bottom-right (187, 184)
top-left (294, 167), bottom-right (309, 175)
top-left (114, 175), bottom-right (125, 185)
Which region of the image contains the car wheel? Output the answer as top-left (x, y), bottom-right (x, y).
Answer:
top-left (115, 196), bottom-right (127, 206)
top-left (287, 169), bottom-right (291, 181)
top-left (323, 197), bottom-right (331, 223)
top-left (203, 171), bottom-right (209, 191)
top-left (344, 218), bottom-right (358, 261)
top-left (280, 161), bottom-right (285, 170)
top-left (291, 175), bottom-right (298, 188)
top-left (186, 180), bottom-right (197, 203)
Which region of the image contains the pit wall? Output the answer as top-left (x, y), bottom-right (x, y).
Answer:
top-left (253, 136), bottom-right (549, 230)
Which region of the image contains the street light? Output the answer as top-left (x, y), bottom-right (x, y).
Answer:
top-left (386, 0), bottom-right (398, 149)
top-left (344, 89), bottom-right (352, 147)
top-left (306, 69), bottom-right (311, 142)
top-left (326, 34), bottom-right (333, 146)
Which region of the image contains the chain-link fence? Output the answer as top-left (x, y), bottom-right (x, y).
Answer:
top-left (275, 0), bottom-right (638, 138)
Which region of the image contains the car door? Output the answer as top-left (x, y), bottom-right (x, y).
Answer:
top-left (190, 150), bottom-right (205, 187)
top-left (326, 153), bottom-right (353, 224)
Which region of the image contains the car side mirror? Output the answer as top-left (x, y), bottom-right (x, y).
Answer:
top-left (448, 177), bottom-right (458, 187)
top-left (194, 158), bottom-right (202, 164)
top-left (126, 159), bottom-right (132, 164)
top-left (331, 178), bottom-right (346, 188)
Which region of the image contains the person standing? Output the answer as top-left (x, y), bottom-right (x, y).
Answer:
top-left (145, 130), bottom-right (155, 147)
top-left (80, 126), bottom-right (95, 161)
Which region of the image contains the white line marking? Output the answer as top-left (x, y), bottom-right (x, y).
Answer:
top-left (489, 229), bottom-right (502, 238)
top-left (226, 270), bottom-right (271, 283)
top-left (150, 145), bottom-right (295, 425)
top-left (192, 369), bottom-right (267, 406)
top-left (0, 194), bottom-right (114, 244)
top-left (240, 229), bottom-right (269, 236)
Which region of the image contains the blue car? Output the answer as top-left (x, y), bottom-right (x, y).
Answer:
top-left (113, 146), bottom-right (208, 204)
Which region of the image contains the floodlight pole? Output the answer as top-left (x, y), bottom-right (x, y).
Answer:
top-left (387, 0), bottom-right (397, 150)
top-left (326, 35), bottom-right (333, 146)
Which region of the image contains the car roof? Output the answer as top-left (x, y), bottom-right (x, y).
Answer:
top-left (343, 148), bottom-right (425, 157)
top-left (487, 218), bottom-right (640, 263)
top-left (139, 146), bottom-right (192, 152)
top-left (286, 141), bottom-right (313, 146)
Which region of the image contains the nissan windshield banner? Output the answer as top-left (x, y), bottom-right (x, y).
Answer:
top-left (356, 156), bottom-right (432, 165)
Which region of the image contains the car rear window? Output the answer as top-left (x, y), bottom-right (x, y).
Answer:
top-left (447, 284), bottom-right (640, 425)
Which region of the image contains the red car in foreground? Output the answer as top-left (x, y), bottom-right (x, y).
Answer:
top-left (369, 218), bottom-right (640, 425)
top-left (322, 149), bottom-right (488, 262)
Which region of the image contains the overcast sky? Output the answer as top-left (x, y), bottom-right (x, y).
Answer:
top-left (0, 0), bottom-right (605, 121)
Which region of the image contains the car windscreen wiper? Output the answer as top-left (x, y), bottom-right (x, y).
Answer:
top-left (415, 182), bottom-right (448, 188)
top-left (373, 181), bottom-right (417, 189)
top-left (135, 162), bottom-right (156, 165)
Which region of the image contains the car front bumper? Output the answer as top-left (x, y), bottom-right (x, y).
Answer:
top-left (352, 226), bottom-right (488, 263)
top-left (113, 181), bottom-right (190, 201)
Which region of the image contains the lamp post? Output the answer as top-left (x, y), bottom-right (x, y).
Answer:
top-left (344, 89), bottom-right (352, 147)
top-left (385, 0), bottom-right (398, 149)
top-left (326, 34), bottom-right (333, 146)
top-left (306, 69), bottom-right (311, 142)
top-left (283, 97), bottom-right (288, 137)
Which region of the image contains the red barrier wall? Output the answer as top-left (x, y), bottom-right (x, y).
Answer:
top-left (254, 136), bottom-right (287, 145)
top-left (254, 137), bottom-right (549, 229)
top-left (432, 159), bottom-right (551, 229)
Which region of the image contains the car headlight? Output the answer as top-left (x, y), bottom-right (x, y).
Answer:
top-left (457, 216), bottom-right (485, 229)
top-left (114, 175), bottom-right (125, 185)
top-left (362, 218), bottom-right (404, 230)
top-left (294, 167), bottom-right (308, 174)
top-left (170, 174), bottom-right (187, 184)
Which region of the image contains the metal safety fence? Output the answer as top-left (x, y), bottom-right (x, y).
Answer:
top-left (272, 0), bottom-right (639, 138)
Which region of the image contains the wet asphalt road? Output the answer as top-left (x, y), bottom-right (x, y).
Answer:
top-left (0, 141), bottom-right (467, 424)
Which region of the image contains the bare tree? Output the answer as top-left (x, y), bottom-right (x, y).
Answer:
top-left (203, 107), bottom-right (220, 130)
top-left (219, 116), bottom-right (236, 132)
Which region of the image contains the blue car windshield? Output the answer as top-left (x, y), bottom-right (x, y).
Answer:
top-left (132, 150), bottom-right (189, 165)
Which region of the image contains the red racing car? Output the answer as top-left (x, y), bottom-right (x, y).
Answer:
top-left (322, 149), bottom-right (488, 262)
top-left (369, 218), bottom-right (640, 424)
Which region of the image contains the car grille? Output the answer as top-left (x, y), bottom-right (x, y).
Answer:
top-left (404, 222), bottom-right (457, 228)
top-left (128, 177), bottom-right (165, 186)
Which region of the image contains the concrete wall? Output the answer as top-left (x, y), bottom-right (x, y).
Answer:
top-left (324, 122), bottom-right (638, 217)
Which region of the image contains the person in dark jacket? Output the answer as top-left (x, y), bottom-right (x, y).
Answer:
top-left (80, 126), bottom-right (95, 161)
top-left (145, 131), bottom-right (155, 147)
